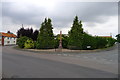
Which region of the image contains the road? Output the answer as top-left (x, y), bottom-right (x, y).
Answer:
top-left (2, 45), bottom-right (118, 78)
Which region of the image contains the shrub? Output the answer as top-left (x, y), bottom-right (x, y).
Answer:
top-left (106, 37), bottom-right (116, 47)
top-left (24, 39), bottom-right (34, 49)
top-left (54, 35), bottom-right (69, 49)
top-left (17, 36), bottom-right (29, 48)
top-left (62, 35), bottom-right (69, 48)
top-left (82, 33), bottom-right (116, 49)
top-left (95, 37), bottom-right (107, 49)
top-left (116, 34), bottom-right (120, 43)
top-left (54, 37), bottom-right (59, 48)
top-left (82, 33), bottom-right (97, 50)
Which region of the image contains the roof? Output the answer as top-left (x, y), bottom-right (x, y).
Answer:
top-left (0, 32), bottom-right (17, 38)
top-left (98, 36), bottom-right (112, 38)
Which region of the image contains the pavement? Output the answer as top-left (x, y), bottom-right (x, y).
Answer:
top-left (2, 45), bottom-right (118, 78)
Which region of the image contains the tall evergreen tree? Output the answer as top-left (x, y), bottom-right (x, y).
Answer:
top-left (116, 34), bottom-right (120, 43)
top-left (68, 16), bottom-right (84, 50)
top-left (36, 18), bottom-right (54, 49)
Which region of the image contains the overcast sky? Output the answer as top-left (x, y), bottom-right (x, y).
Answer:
top-left (1, 0), bottom-right (118, 38)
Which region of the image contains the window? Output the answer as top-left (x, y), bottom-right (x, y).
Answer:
top-left (7, 37), bottom-right (9, 39)
top-left (7, 41), bottom-right (10, 43)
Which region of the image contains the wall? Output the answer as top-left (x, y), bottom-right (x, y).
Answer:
top-left (4, 37), bottom-right (17, 45)
top-left (0, 36), bottom-right (1, 45)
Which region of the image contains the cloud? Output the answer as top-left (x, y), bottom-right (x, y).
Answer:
top-left (2, 16), bottom-right (39, 34)
top-left (2, 2), bottom-right (47, 26)
top-left (1, 1), bottom-right (118, 37)
top-left (83, 16), bottom-right (118, 37)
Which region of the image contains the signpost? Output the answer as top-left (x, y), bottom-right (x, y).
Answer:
top-left (87, 46), bottom-right (91, 49)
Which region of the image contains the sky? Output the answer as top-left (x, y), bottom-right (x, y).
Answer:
top-left (0, 0), bottom-right (119, 38)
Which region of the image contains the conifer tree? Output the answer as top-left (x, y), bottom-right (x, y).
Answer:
top-left (68, 16), bottom-right (84, 50)
top-left (36, 18), bottom-right (54, 49)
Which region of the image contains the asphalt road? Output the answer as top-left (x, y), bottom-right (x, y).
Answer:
top-left (2, 46), bottom-right (118, 78)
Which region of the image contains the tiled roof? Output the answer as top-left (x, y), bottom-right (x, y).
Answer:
top-left (98, 36), bottom-right (112, 38)
top-left (0, 32), bottom-right (17, 38)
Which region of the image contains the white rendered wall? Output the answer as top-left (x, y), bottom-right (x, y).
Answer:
top-left (4, 37), bottom-right (17, 45)
top-left (0, 36), bottom-right (1, 45)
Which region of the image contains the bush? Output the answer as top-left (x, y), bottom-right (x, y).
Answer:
top-left (36, 39), bottom-right (55, 49)
top-left (62, 35), bottom-right (69, 48)
top-left (17, 36), bottom-right (29, 48)
top-left (33, 41), bottom-right (37, 49)
top-left (68, 46), bottom-right (82, 50)
top-left (106, 37), bottom-right (116, 47)
top-left (54, 35), bottom-right (69, 49)
top-left (24, 39), bottom-right (34, 49)
top-left (116, 34), bottom-right (120, 43)
top-left (54, 37), bottom-right (59, 48)
top-left (82, 33), bottom-right (97, 50)
top-left (95, 37), bottom-right (107, 49)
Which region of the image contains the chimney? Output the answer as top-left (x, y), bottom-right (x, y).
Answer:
top-left (7, 31), bottom-right (11, 33)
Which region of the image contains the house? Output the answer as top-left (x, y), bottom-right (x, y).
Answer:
top-left (95, 33), bottom-right (112, 38)
top-left (94, 34), bottom-right (112, 38)
top-left (0, 31), bottom-right (17, 46)
top-left (98, 36), bottom-right (112, 38)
